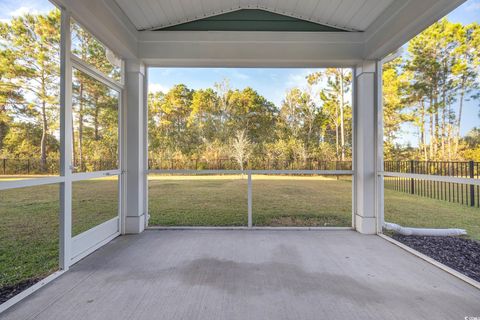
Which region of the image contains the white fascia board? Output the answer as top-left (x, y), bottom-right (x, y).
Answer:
top-left (138, 31), bottom-right (365, 67)
top-left (363, 0), bottom-right (466, 60)
top-left (138, 30), bottom-right (364, 43)
top-left (52, 0), bottom-right (139, 60)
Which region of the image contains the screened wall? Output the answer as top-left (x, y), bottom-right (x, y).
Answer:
top-left (0, 0), bottom-right (125, 307)
top-left (146, 68), bottom-right (354, 228)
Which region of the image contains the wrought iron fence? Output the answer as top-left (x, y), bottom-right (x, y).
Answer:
top-left (0, 158), bottom-right (60, 175)
top-left (3, 156), bottom-right (478, 208)
top-left (384, 160), bottom-right (479, 208)
top-left (0, 158), bottom-right (118, 175)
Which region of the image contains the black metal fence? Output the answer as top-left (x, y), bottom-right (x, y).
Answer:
top-left (384, 160), bottom-right (479, 208)
top-left (0, 158), bottom-right (118, 175)
top-left (71, 159), bottom-right (118, 173)
top-left (1, 158), bottom-right (60, 175)
top-left (148, 157), bottom-right (353, 171)
top-left (3, 157), bottom-right (478, 208)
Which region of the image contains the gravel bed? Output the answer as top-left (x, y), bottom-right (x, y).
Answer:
top-left (0, 278), bottom-right (41, 304)
top-left (392, 234), bottom-right (480, 282)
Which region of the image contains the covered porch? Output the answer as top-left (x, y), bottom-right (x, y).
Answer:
top-left (1, 0), bottom-right (479, 318)
top-left (2, 230), bottom-right (479, 320)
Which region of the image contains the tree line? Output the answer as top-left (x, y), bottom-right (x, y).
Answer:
top-left (1, 10), bottom-right (479, 173)
top-left (383, 18), bottom-right (480, 161)
top-left (148, 70), bottom-right (352, 168)
top-left (0, 9), bottom-right (120, 172)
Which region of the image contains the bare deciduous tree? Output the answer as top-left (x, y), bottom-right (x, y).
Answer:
top-left (231, 129), bottom-right (252, 172)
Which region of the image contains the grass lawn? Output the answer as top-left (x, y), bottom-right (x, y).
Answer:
top-left (0, 184), bottom-right (59, 293)
top-left (149, 175), bottom-right (479, 239)
top-left (384, 189), bottom-right (480, 240)
top-left (0, 174), bottom-right (479, 300)
top-left (0, 178), bottom-right (118, 292)
top-left (252, 176), bottom-right (352, 227)
top-left (148, 175), bottom-right (353, 227)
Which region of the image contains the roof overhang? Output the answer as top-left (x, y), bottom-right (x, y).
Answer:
top-left (52, 0), bottom-right (466, 68)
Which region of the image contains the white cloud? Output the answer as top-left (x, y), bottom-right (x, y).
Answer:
top-left (231, 70), bottom-right (249, 80)
top-left (466, 1), bottom-right (480, 11)
top-left (286, 69), bottom-right (312, 87)
top-left (10, 6), bottom-right (39, 17)
top-left (0, 1), bottom-right (54, 21)
top-left (149, 83), bottom-right (170, 93)
top-left (214, 69), bottom-right (250, 80)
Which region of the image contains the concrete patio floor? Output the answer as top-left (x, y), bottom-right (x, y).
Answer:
top-left (1, 230), bottom-right (479, 320)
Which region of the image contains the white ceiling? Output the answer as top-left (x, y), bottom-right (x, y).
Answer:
top-left (114, 0), bottom-right (395, 31)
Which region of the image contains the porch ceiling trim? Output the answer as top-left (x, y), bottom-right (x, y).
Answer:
top-left (52, 0), bottom-right (466, 66)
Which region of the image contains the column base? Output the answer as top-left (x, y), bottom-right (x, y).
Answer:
top-left (355, 215), bottom-right (377, 234)
top-left (125, 214), bottom-right (145, 234)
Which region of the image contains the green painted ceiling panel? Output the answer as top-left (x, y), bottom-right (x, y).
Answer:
top-left (154, 9), bottom-right (347, 32)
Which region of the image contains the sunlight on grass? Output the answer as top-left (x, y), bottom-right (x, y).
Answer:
top-left (149, 175), bottom-right (248, 226)
top-left (0, 178), bottom-right (119, 293)
top-left (252, 176), bottom-right (352, 227)
top-left (0, 185), bottom-right (59, 290)
top-left (148, 174), bottom-right (349, 181)
top-left (148, 175), bottom-right (352, 227)
top-left (0, 175), bottom-right (57, 181)
top-left (384, 189), bottom-right (480, 240)
top-left (72, 177), bottom-right (119, 236)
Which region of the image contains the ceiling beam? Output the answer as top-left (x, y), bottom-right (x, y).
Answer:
top-left (138, 31), bottom-right (364, 67)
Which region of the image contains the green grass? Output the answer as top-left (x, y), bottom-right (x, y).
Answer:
top-left (0, 178), bottom-right (118, 289)
top-left (148, 175), bottom-right (248, 226)
top-left (0, 174), bottom-right (479, 298)
top-left (0, 184), bottom-right (60, 289)
top-left (72, 178), bottom-right (118, 236)
top-left (252, 176), bottom-right (352, 227)
top-left (149, 175), bottom-right (479, 238)
top-left (384, 188), bottom-right (480, 240)
top-left (148, 175), bottom-right (353, 227)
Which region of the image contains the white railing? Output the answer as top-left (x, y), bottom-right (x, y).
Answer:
top-left (379, 171), bottom-right (480, 186)
top-left (147, 169), bottom-right (354, 228)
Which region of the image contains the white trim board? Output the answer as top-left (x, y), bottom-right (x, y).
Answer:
top-left (0, 177), bottom-right (64, 191)
top-left (147, 226), bottom-right (354, 231)
top-left (380, 171), bottom-right (480, 186)
top-left (148, 169), bottom-right (353, 175)
top-left (71, 218), bottom-right (120, 262)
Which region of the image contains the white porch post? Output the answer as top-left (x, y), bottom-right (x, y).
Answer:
top-left (354, 60), bottom-right (382, 234)
top-left (124, 60), bottom-right (146, 234)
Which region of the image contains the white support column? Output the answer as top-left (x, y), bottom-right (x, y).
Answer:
top-left (376, 62), bottom-right (385, 233)
top-left (353, 61), bottom-right (382, 234)
top-left (124, 60), bottom-right (146, 234)
top-left (142, 68), bottom-right (149, 227)
top-left (59, 8), bottom-right (73, 269)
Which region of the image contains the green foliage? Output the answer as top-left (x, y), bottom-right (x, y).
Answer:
top-left (1, 122), bottom-right (58, 158)
top-left (0, 10), bottom-right (121, 172)
top-left (460, 127), bottom-right (480, 161)
top-left (0, 9), bottom-right (61, 167)
top-left (148, 70), bottom-right (353, 167)
top-left (1, 10), bottom-right (479, 168)
top-left (386, 19), bottom-right (480, 161)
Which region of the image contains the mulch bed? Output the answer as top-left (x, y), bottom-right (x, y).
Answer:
top-left (0, 278), bottom-right (42, 304)
top-left (392, 234), bottom-right (480, 283)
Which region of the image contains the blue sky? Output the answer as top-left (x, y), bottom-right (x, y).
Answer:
top-left (392, 0), bottom-right (480, 145)
top-left (0, 0), bottom-right (54, 22)
top-left (148, 0), bottom-right (480, 146)
top-left (148, 68), bottom-right (322, 108)
top-left (0, 0), bottom-right (478, 145)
